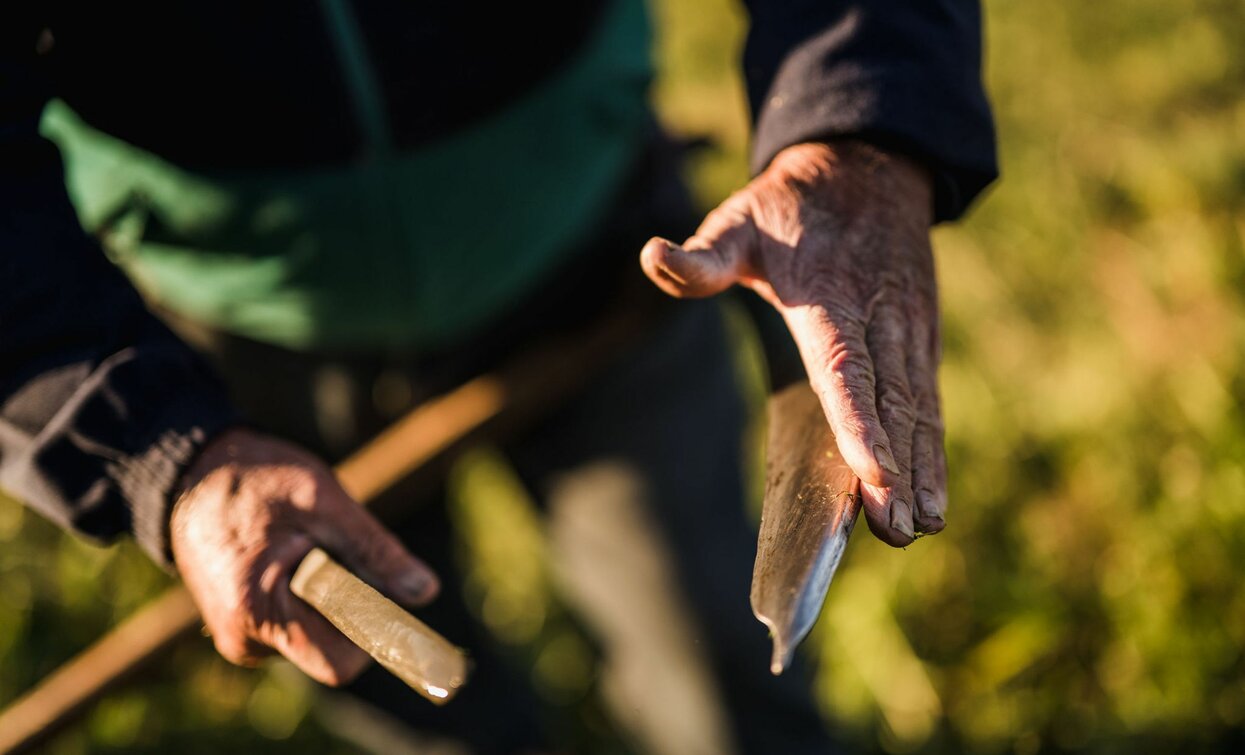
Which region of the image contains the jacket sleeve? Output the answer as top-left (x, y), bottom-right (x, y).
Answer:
top-left (0, 17), bottom-right (237, 568)
top-left (743, 0), bottom-right (998, 221)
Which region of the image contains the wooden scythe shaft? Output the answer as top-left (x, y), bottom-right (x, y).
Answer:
top-left (0, 302), bottom-right (656, 754)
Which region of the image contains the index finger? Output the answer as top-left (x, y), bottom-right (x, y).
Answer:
top-left (783, 303), bottom-right (900, 490)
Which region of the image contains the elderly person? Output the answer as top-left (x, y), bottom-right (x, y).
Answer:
top-left (1, 1), bottom-right (995, 752)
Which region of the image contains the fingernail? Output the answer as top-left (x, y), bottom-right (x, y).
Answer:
top-left (657, 262), bottom-right (688, 286)
top-left (873, 443), bottom-right (901, 476)
top-left (891, 499), bottom-right (915, 540)
top-left (915, 489), bottom-right (945, 531)
top-left (399, 572), bottom-right (432, 601)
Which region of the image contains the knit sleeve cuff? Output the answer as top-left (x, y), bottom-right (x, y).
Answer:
top-left (113, 390), bottom-right (238, 569)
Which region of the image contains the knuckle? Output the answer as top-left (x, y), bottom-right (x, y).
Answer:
top-left (876, 272), bottom-right (907, 298)
top-left (712, 192), bottom-right (753, 224)
top-left (279, 465), bottom-right (332, 512)
top-left (252, 617), bottom-right (287, 650)
top-left (822, 342), bottom-right (874, 386)
top-left (703, 204), bottom-right (743, 232)
top-left (875, 370), bottom-right (913, 404)
top-left (874, 377), bottom-right (916, 423)
top-left (816, 381), bottom-right (879, 440)
top-left (878, 397), bottom-right (917, 428)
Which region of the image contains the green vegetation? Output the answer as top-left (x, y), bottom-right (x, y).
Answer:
top-left (2, 0), bottom-right (1243, 752)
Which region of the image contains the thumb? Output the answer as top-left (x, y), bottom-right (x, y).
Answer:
top-left (641, 195), bottom-right (757, 299)
top-left (308, 487), bottom-right (441, 609)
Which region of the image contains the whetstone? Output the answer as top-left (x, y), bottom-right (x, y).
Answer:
top-left (290, 548), bottom-right (469, 705)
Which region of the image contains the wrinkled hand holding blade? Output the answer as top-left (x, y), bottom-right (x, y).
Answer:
top-left (743, 297), bottom-right (862, 675)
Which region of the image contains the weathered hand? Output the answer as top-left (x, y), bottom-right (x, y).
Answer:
top-left (171, 428), bottom-right (439, 685)
top-left (641, 141), bottom-right (944, 546)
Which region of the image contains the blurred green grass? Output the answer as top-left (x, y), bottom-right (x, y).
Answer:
top-left (2, 0), bottom-right (1244, 752)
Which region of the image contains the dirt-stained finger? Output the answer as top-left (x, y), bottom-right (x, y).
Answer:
top-left (910, 415), bottom-right (946, 534)
top-left (858, 301), bottom-right (917, 546)
top-left (908, 329), bottom-right (947, 534)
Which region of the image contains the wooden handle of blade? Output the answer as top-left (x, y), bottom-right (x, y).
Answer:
top-left (290, 548), bottom-right (469, 705)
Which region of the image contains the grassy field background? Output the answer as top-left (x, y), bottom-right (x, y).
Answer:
top-left (2, 0), bottom-right (1244, 752)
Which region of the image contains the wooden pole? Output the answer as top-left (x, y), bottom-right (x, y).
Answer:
top-left (0, 299), bottom-right (657, 754)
